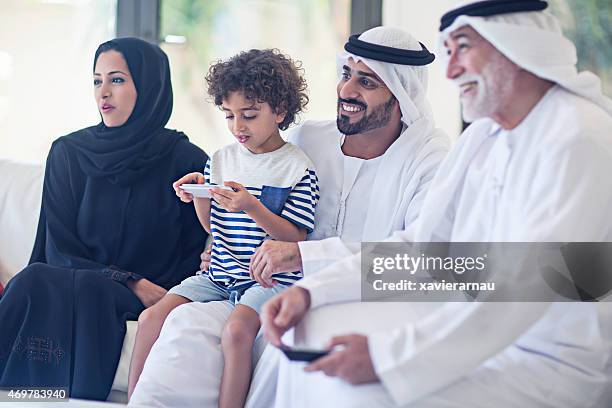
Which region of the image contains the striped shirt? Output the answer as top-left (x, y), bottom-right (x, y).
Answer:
top-left (204, 142), bottom-right (319, 289)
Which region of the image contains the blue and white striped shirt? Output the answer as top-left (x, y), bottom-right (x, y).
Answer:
top-left (204, 142), bottom-right (319, 289)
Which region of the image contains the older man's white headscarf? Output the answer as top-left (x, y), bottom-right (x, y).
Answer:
top-left (438, 1), bottom-right (612, 116)
top-left (335, 26), bottom-right (450, 240)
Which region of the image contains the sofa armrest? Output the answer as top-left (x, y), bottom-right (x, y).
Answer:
top-left (0, 159), bottom-right (44, 286)
top-left (111, 320), bottom-right (138, 394)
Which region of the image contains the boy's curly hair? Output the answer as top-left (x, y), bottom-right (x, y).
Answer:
top-left (205, 49), bottom-right (309, 130)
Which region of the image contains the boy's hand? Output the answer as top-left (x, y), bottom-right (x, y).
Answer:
top-left (172, 172), bottom-right (205, 203)
top-left (211, 181), bottom-right (258, 213)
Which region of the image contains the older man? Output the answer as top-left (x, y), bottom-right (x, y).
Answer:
top-left (263, 1), bottom-right (612, 407)
top-left (129, 27), bottom-right (449, 408)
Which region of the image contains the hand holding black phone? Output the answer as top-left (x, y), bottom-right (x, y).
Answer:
top-left (278, 344), bottom-right (330, 362)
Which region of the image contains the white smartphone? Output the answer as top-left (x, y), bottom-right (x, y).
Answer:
top-left (180, 184), bottom-right (232, 198)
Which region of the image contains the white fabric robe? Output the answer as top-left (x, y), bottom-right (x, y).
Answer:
top-left (276, 86), bottom-right (612, 407)
top-left (293, 119), bottom-right (449, 276)
top-left (128, 119), bottom-right (449, 407)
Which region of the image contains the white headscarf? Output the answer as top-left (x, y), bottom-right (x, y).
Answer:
top-left (438, 4), bottom-right (612, 116)
top-left (337, 26), bottom-right (450, 240)
top-left (338, 26), bottom-right (436, 126)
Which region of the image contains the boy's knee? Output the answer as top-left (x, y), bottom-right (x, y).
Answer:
top-left (138, 305), bottom-right (165, 329)
top-left (222, 319), bottom-right (257, 348)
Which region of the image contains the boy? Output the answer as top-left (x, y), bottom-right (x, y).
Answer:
top-left (127, 49), bottom-right (318, 408)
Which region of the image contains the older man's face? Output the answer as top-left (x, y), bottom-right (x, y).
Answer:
top-left (336, 58), bottom-right (398, 135)
top-left (444, 26), bottom-right (520, 123)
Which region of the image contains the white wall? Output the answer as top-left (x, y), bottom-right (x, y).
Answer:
top-left (383, 0), bottom-right (462, 141)
top-left (0, 0), bottom-right (116, 163)
top-left (0, 0), bottom-right (350, 163)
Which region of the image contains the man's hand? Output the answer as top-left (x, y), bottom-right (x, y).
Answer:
top-left (211, 181), bottom-right (258, 213)
top-left (199, 242), bottom-right (213, 272)
top-left (305, 334), bottom-right (380, 385)
top-left (250, 241), bottom-right (302, 288)
top-left (261, 286), bottom-right (311, 346)
top-left (127, 278), bottom-right (168, 308)
top-left (172, 172), bottom-right (205, 203)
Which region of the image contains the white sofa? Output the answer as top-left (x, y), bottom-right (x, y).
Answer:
top-left (0, 158), bottom-right (135, 404)
top-left (0, 157), bottom-right (403, 406)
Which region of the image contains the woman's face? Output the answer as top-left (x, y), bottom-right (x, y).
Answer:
top-left (93, 50), bottom-right (137, 127)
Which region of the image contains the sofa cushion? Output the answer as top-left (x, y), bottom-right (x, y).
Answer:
top-left (0, 159), bottom-right (44, 286)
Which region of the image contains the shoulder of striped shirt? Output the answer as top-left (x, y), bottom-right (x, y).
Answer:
top-left (284, 144), bottom-right (318, 175)
top-left (210, 143), bottom-right (241, 162)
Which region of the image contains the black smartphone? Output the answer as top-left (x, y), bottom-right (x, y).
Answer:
top-left (279, 345), bottom-right (330, 362)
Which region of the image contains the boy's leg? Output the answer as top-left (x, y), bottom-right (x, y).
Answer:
top-left (219, 304), bottom-right (262, 408)
top-left (219, 283), bottom-right (286, 408)
top-left (127, 293), bottom-right (191, 400)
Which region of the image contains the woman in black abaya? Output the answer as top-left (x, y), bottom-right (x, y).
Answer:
top-left (0, 37), bottom-right (208, 400)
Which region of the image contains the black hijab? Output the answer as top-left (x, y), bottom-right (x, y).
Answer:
top-left (62, 37), bottom-right (185, 186)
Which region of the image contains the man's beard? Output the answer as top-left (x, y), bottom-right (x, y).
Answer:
top-left (455, 52), bottom-right (518, 123)
top-left (336, 96), bottom-right (396, 136)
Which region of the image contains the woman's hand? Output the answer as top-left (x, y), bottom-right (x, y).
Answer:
top-left (211, 181), bottom-right (258, 213)
top-left (200, 242), bottom-right (213, 272)
top-left (172, 172), bottom-right (205, 203)
top-left (127, 278), bottom-right (168, 308)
